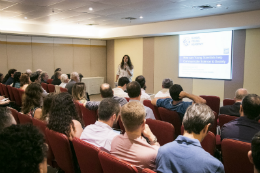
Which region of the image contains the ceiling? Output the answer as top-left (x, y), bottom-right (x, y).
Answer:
top-left (1, 0), bottom-right (260, 29)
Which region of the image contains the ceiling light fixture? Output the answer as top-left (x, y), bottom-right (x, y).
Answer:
top-left (24, 17), bottom-right (27, 19)
top-left (140, 16), bottom-right (143, 19)
top-left (89, 7), bottom-right (93, 11)
top-left (217, 4), bottom-right (222, 7)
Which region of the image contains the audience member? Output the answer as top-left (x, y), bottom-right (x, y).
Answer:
top-left (51, 71), bottom-right (62, 85)
top-left (0, 73), bottom-right (3, 83)
top-left (36, 69), bottom-right (42, 74)
top-left (111, 101), bottom-right (160, 172)
top-left (0, 107), bottom-right (16, 131)
top-left (156, 104), bottom-right (224, 173)
top-left (0, 124), bottom-right (48, 173)
top-left (40, 71), bottom-right (49, 84)
top-left (20, 73), bottom-right (31, 91)
top-left (30, 72), bottom-right (48, 97)
top-left (25, 69), bottom-right (32, 76)
top-left (0, 96), bottom-right (10, 106)
top-left (66, 72), bottom-right (79, 94)
top-left (81, 98), bottom-right (121, 151)
top-left (12, 72), bottom-right (21, 88)
top-left (48, 92), bottom-right (83, 140)
top-left (72, 82), bottom-right (87, 105)
top-left (220, 88), bottom-right (248, 117)
top-left (85, 83), bottom-right (127, 110)
top-left (127, 81), bottom-right (155, 119)
top-left (79, 73), bottom-right (83, 82)
top-left (40, 93), bottom-right (55, 123)
top-left (248, 131), bottom-right (260, 173)
top-left (60, 74), bottom-right (69, 88)
top-left (221, 94), bottom-right (260, 143)
top-left (22, 83), bottom-right (42, 119)
top-left (113, 77), bottom-right (129, 98)
top-left (155, 78), bottom-right (173, 98)
top-left (151, 84), bottom-right (206, 120)
top-left (3, 68), bottom-right (17, 85)
top-left (51, 68), bottom-right (61, 79)
top-left (135, 75), bottom-right (151, 102)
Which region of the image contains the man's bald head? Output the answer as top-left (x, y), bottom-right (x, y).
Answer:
top-left (100, 83), bottom-right (113, 98)
top-left (235, 88), bottom-right (248, 101)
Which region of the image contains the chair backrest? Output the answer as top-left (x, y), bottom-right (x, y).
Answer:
top-left (2, 84), bottom-right (9, 98)
top-left (200, 95), bottom-right (220, 115)
top-left (143, 100), bottom-right (161, 120)
top-left (6, 85), bottom-right (15, 102)
top-left (222, 139), bottom-right (253, 173)
top-left (201, 131), bottom-right (216, 156)
top-left (74, 101), bottom-right (83, 121)
top-left (142, 169), bottom-right (156, 173)
top-left (12, 87), bottom-right (22, 107)
top-left (47, 79), bottom-right (53, 84)
top-left (48, 84), bottom-right (55, 93)
top-left (32, 118), bottom-right (47, 135)
top-left (158, 107), bottom-right (181, 136)
top-left (146, 119), bottom-right (175, 145)
top-left (80, 103), bottom-right (97, 126)
top-left (45, 128), bottom-right (76, 173)
top-left (8, 107), bottom-right (19, 124)
top-left (60, 87), bottom-right (68, 93)
top-left (125, 97), bottom-right (130, 102)
top-left (208, 111), bottom-right (217, 135)
top-left (219, 114), bottom-right (238, 128)
top-left (98, 151), bottom-right (138, 173)
top-left (41, 83), bottom-right (49, 93)
top-left (223, 98), bottom-right (235, 106)
top-left (17, 112), bottom-right (32, 124)
top-left (0, 83), bottom-right (5, 96)
top-left (72, 138), bottom-right (103, 173)
top-left (18, 89), bottom-right (25, 104)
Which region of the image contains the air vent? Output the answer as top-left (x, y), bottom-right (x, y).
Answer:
top-left (193, 5), bottom-right (214, 10)
top-left (122, 17), bottom-right (137, 20)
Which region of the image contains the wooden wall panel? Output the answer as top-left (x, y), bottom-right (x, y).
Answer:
top-left (106, 40), bottom-right (115, 86)
top-left (143, 37), bottom-right (154, 93)
top-left (0, 35), bottom-right (8, 74)
top-left (90, 46), bottom-right (107, 81)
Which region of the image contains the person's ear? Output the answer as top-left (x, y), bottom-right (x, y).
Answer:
top-left (112, 114), bottom-right (116, 121)
top-left (203, 124), bottom-right (210, 133)
top-left (240, 105), bottom-right (244, 117)
top-left (248, 150), bottom-right (254, 164)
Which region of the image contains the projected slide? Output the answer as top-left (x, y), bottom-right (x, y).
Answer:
top-left (179, 31), bottom-right (233, 80)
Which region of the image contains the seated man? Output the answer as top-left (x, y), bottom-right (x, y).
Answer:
top-left (221, 94), bottom-right (260, 143)
top-left (66, 72), bottom-right (79, 94)
top-left (0, 107), bottom-right (16, 131)
top-left (80, 98), bottom-right (121, 152)
top-left (111, 101), bottom-right (160, 172)
top-left (127, 81), bottom-right (155, 119)
top-left (156, 104), bottom-right (224, 173)
top-left (0, 124), bottom-right (48, 173)
top-left (220, 88), bottom-right (248, 117)
top-left (135, 75), bottom-right (151, 102)
top-left (248, 132), bottom-right (260, 173)
top-left (155, 78), bottom-right (173, 98)
top-left (59, 74), bottom-right (69, 88)
top-left (40, 71), bottom-right (49, 84)
top-left (151, 84), bottom-right (206, 120)
top-left (30, 72), bottom-right (48, 97)
top-left (113, 77), bottom-right (129, 98)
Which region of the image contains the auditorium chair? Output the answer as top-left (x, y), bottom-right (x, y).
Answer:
top-left (79, 104), bottom-right (97, 126)
top-left (17, 112), bottom-right (32, 124)
top-left (60, 87), bottom-right (68, 93)
top-left (47, 79), bottom-right (53, 84)
top-left (125, 97), bottom-right (130, 102)
top-left (223, 98), bottom-right (235, 106)
top-left (6, 85), bottom-right (15, 102)
top-left (18, 89), bottom-right (24, 103)
top-left (219, 114), bottom-right (238, 128)
top-left (146, 119), bottom-right (175, 145)
top-left (74, 101), bottom-right (83, 121)
top-left (72, 138), bottom-right (103, 173)
top-left (2, 84), bottom-right (9, 98)
top-left (98, 151), bottom-right (138, 173)
top-left (222, 139), bottom-right (253, 173)
top-left (118, 116), bottom-right (125, 134)
top-left (0, 83), bottom-right (5, 96)
top-left (41, 83), bottom-right (49, 93)
top-left (199, 95), bottom-right (220, 115)
top-left (48, 84), bottom-right (55, 93)
top-left (12, 87), bottom-right (22, 107)
top-left (142, 169), bottom-right (156, 173)
top-left (158, 107), bottom-right (181, 137)
top-left (8, 107), bottom-right (19, 124)
top-left (45, 128), bottom-right (77, 173)
top-left (143, 100), bottom-right (161, 120)
top-left (208, 111), bottom-right (217, 135)
top-left (32, 118), bottom-right (47, 135)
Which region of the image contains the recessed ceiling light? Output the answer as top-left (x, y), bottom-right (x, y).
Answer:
top-left (140, 16), bottom-right (143, 19)
top-left (217, 4), bottom-right (222, 7)
top-left (24, 17), bottom-right (27, 19)
top-left (89, 7), bottom-right (93, 11)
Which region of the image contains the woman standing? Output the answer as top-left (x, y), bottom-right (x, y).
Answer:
top-left (116, 55), bottom-right (134, 82)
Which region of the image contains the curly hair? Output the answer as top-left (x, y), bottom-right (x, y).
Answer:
top-left (41, 93), bottom-right (56, 121)
top-left (48, 92), bottom-right (82, 138)
top-left (120, 55), bottom-right (133, 70)
top-left (20, 73), bottom-right (30, 87)
top-left (72, 83), bottom-right (86, 101)
top-left (22, 83), bottom-right (43, 114)
top-left (0, 124), bottom-right (47, 173)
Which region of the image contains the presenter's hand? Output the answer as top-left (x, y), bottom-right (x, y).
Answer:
top-left (179, 91), bottom-right (188, 99)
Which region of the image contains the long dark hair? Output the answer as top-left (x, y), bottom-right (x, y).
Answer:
top-left (41, 93), bottom-right (55, 121)
top-left (120, 55), bottom-right (133, 70)
top-left (13, 72), bottom-right (21, 87)
top-left (2, 69), bottom-right (17, 84)
top-left (48, 92), bottom-right (82, 138)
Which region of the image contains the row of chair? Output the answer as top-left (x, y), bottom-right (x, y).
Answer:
top-left (0, 83), bottom-right (24, 107)
top-left (41, 83), bottom-right (68, 93)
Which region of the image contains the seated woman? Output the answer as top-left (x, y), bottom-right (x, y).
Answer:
top-left (48, 92), bottom-right (83, 140)
top-left (72, 83), bottom-right (88, 105)
top-left (0, 73), bottom-right (3, 83)
top-left (22, 83), bottom-right (42, 119)
top-left (12, 72), bottom-right (21, 88)
top-left (20, 73), bottom-right (31, 91)
top-left (59, 74), bottom-right (69, 88)
top-left (51, 71), bottom-right (62, 85)
top-left (40, 93), bottom-right (55, 123)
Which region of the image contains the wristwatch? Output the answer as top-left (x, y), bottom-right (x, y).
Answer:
top-left (149, 136), bottom-right (157, 145)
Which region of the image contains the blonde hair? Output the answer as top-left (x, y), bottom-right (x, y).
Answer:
top-left (60, 74), bottom-right (68, 83)
top-left (72, 83), bottom-right (86, 101)
top-left (121, 102), bottom-right (146, 132)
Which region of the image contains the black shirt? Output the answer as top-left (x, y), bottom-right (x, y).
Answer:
top-left (51, 79), bottom-right (61, 85)
top-left (220, 102), bottom-right (241, 117)
top-left (5, 77), bottom-right (14, 85)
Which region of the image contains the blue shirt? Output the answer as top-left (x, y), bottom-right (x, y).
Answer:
top-left (156, 98), bottom-right (192, 115)
top-left (156, 135), bottom-right (224, 173)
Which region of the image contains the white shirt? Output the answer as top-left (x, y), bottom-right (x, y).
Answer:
top-left (155, 88), bottom-right (171, 98)
top-left (80, 121), bottom-right (119, 152)
top-left (59, 82), bottom-right (67, 88)
top-left (141, 88), bottom-right (151, 103)
top-left (113, 88), bottom-right (129, 98)
top-left (129, 100), bottom-right (155, 120)
top-left (116, 64), bottom-right (134, 82)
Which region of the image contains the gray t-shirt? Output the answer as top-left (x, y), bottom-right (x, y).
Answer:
top-left (85, 96), bottom-right (128, 110)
